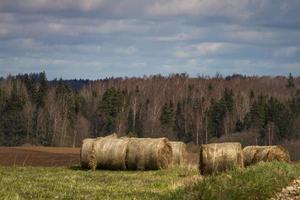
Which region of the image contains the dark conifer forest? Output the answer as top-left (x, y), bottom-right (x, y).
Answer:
top-left (0, 72), bottom-right (299, 147)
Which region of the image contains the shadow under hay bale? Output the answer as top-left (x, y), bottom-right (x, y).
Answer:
top-left (243, 146), bottom-right (291, 167)
top-left (80, 133), bottom-right (118, 169)
top-left (125, 138), bottom-right (173, 170)
top-left (199, 142), bottom-right (244, 175)
top-left (170, 141), bottom-right (187, 166)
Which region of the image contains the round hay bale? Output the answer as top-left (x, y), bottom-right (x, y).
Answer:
top-left (80, 138), bottom-right (96, 169)
top-left (80, 133), bottom-right (118, 169)
top-left (125, 138), bottom-right (173, 170)
top-left (93, 138), bottom-right (129, 170)
top-left (243, 146), bottom-right (267, 166)
top-left (243, 146), bottom-right (291, 166)
top-left (170, 141), bottom-right (187, 166)
top-left (199, 142), bottom-right (244, 175)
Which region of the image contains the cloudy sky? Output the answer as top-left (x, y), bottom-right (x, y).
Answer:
top-left (0, 0), bottom-right (300, 79)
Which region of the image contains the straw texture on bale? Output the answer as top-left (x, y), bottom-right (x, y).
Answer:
top-left (80, 138), bottom-right (96, 169)
top-left (80, 133), bottom-right (118, 169)
top-left (243, 146), bottom-right (291, 166)
top-left (92, 137), bottom-right (128, 170)
top-left (125, 138), bottom-right (173, 170)
top-left (199, 142), bottom-right (244, 175)
top-left (170, 141), bottom-right (187, 166)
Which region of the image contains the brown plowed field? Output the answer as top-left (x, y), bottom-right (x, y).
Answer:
top-left (0, 147), bottom-right (80, 167)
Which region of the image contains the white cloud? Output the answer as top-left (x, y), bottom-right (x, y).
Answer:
top-left (151, 28), bottom-right (204, 42)
top-left (273, 47), bottom-right (298, 58)
top-left (146, 0), bottom-right (250, 18)
top-left (186, 59), bottom-right (197, 66)
top-left (0, 0), bottom-right (105, 12)
top-left (147, 0), bottom-right (202, 16)
top-left (229, 30), bottom-right (276, 44)
top-left (1, 0), bottom-right (300, 78)
top-left (93, 20), bottom-right (149, 34)
top-left (114, 46), bottom-right (137, 55)
top-left (46, 19), bottom-right (148, 36)
top-left (162, 64), bottom-right (174, 73)
top-left (8, 38), bottom-right (42, 50)
top-left (196, 43), bottom-right (228, 56)
top-left (0, 26), bottom-right (10, 37)
top-left (152, 33), bottom-right (193, 42)
top-left (175, 42), bottom-right (239, 58)
top-left (0, 18), bottom-right (150, 40)
top-left (123, 62), bottom-right (147, 70)
top-left (175, 50), bottom-right (190, 58)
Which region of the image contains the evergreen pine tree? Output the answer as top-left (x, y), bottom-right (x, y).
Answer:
top-left (127, 108), bottom-right (135, 134)
top-left (1, 82), bottom-right (27, 145)
top-left (175, 102), bottom-right (185, 140)
top-left (160, 101), bottom-right (174, 125)
top-left (235, 119), bottom-right (244, 132)
top-left (100, 88), bottom-right (124, 133)
top-left (286, 73), bottom-right (295, 89)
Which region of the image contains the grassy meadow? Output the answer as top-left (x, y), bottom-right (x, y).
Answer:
top-left (168, 162), bottom-right (300, 200)
top-left (0, 162), bottom-right (299, 200)
top-left (0, 166), bottom-right (198, 200)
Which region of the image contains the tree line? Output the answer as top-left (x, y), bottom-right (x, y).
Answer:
top-left (0, 72), bottom-right (299, 147)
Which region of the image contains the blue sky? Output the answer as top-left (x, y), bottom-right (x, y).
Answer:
top-left (0, 0), bottom-right (300, 79)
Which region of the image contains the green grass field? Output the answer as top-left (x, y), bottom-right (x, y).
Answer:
top-left (0, 166), bottom-right (198, 200)
top-left (168, 162), bottom-right (300, 200)
top-left (0, 162), bottom-right (299, 200)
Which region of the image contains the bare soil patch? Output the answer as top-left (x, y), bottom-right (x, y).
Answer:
top-left (0, 146), bottom-right (80, 167)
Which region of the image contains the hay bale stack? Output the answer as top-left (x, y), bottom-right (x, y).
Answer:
top-left (170, 141), bottom-right (187, 166)
top-left (81, 135), bottom-right (173, 170)
top-left (243, 146), bottom-right (290, 166)
top-left (80, 133), bottom-right (118, 169)
top-left (126, 138), bottom-right (173, 170)
top-left (199, 143), bottom-right (244, 175)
